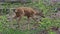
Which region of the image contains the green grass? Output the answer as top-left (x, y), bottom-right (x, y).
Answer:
top-left (0, 0), bottom-right (60, 34)
top-left (0, 15), bottom-right (59, 34)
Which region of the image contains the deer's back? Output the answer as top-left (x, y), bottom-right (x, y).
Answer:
top-left (15, 7), bottom-right (36, 17)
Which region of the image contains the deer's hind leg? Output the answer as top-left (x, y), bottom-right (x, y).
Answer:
top-left (26, 16), bottom-right (31, 30)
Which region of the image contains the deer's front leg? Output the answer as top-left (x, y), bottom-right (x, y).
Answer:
top-left (16, 16), bottom-right (22, 29)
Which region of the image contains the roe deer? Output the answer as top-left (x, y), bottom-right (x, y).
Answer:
top-left (14, 7), bottom-right (45, 20)
top-left (8, 7), bottom-right (45, 30)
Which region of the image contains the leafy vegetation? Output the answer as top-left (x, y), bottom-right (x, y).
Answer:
top-left (0, 0), bottom-right (60, 34)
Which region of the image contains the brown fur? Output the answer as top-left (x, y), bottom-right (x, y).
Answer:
top-left (14, 7), bottom-right (45, 19)
top-left (13, 7), bottom-right (45, 29)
